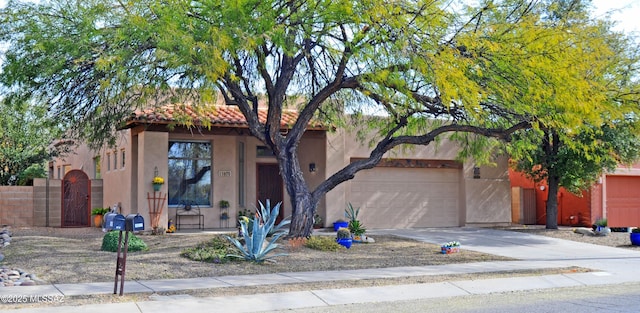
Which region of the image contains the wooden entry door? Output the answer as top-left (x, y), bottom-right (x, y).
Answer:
top-left (257, 163), bottom-right (284, 222)
top-left (62, 170), bottom-right (91, 227)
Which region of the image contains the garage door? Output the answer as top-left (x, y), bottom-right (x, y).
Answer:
top-left (606, 176), bottom-right (640, 227)
top-left (348, 167), bottom-right (460, 229)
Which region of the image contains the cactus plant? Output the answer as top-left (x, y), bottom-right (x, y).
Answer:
top-left (336, 227), bottom-right (351, 240)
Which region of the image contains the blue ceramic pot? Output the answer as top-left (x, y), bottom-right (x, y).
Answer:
top-left (630, 233), bottom-right (640, 246)
top-left (333, 221), bottom-right (349, 231)
top-left (336, 238), bottom-right (352, 249)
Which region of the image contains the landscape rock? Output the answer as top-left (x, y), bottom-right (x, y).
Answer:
top-left (0, 225), bottom-right (42, 287)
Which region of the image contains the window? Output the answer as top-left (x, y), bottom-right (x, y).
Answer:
top-left (113, 151), bottom-right (118, 170)
top-left (256, 146), bottom-right (275, 157)
top-left (57, 166), bottom-right (61, 179)
top-left (94, 156), bottom-right (101, 179)
top-left (121, 149), bottom-right (126, 168)
top-left (168, 141), bottom-right (212, 206)
top-left (107, 153), bottom-right (111, 171)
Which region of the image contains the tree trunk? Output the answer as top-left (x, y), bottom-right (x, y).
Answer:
top-left (288, 191), bottom-right (317, 238)
top-left (546, 175), bottom-right (560, 229)
top-left (279, 149), bottom-right (318, 238)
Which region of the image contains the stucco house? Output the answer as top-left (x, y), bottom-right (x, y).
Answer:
top-left (510, 163), bottom-right (640, 228)
top-left (49, 104), bottom-right (513, 231)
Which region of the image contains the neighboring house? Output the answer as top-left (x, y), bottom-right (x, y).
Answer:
top-left (509, 163), bottom-right (640, 228)
top-left (49, 104), bottom-right (514, 230)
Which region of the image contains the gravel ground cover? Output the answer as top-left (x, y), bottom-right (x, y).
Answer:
top-left (1, 226), bottom-right (513, 284)
top-left (2, 225), bottom-right (637, 309)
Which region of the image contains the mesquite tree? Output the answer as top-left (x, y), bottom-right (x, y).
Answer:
top-left (1, 0), bottom-right (638, 236)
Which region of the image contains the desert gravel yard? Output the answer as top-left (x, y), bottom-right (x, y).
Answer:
top-left (2, 227), bottom-right (514, 284)
top-left (1, 225), bottom-right (638, 308)
top-left (2, 225), bottom-right (638, 285)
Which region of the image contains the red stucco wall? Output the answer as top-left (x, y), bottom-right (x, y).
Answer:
top-left (509, 169), bottom-right (592, 226)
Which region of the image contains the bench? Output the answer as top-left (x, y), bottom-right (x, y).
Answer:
top-left (175, 202), bottom-right (204, 230)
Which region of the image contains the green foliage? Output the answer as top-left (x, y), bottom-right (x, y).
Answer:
top-left (345, 203), bottom-right (366, 236)
top-left (0, 99), bottom-right (65, 185)
top-left (348, 220), bottom-right (366, 237)
top-left (101, 231), bottom-right (148, 252)
top-left (345, 203), bottom-right (360, 223)
top-left (225, 200), bottom-right (290, 262)
top-left (511, 122), bottom-right (640, 194)
top-left (16, 163), bottom-right (46, 186)
top-left (181, 235), bottom-right (237, 263)
top-left (594, 218), bottom-right (608, 227)
top-left (632, 228), bottom-right (640, 234)
top-left (91, 207), bottom-right (109, 215)
top-left (304, 236), bottom-right (343, 252)
top-left (237, 208), bottom-right (252, 219)
top-left (313, 214), bottom-right (323, 227)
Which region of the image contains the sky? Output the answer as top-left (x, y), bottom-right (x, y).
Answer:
top-left (591, 0), bottom-right (640, 34)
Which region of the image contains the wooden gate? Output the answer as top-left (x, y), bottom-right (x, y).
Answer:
top-left (62, 170), bottom-right (91, 227)
top-left (522, 188), bottom-right (537, 225)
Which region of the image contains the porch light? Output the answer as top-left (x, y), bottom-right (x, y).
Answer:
top-left (309, 163), bottom-right (317, 173)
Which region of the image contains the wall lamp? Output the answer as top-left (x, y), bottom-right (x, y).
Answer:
top-left (309, 163), bottom-right (317, 173)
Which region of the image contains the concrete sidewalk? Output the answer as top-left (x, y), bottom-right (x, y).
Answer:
top-left (3, 228), bottom-right (640, 312)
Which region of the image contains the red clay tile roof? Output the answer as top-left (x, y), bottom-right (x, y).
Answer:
top-left (127, 104), bottom-right (326, 130)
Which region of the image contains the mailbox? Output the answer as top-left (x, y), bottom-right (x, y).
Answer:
top-left (104, 212), bottom-right (125, 231)
top-left (125, 214), bottom-right (144, 232)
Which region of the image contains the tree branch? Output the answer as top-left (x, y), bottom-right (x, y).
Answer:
top-left (312, 120), bottom-right (531, 198)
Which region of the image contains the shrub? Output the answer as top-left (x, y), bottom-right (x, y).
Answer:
top-left (101, 231), bottom-right (148, 252)
top-left (305, 236), bottom-right (343, 252)
top-left (632, 228), bottom-right (640, 233)
top-left (594, 218), bottom-right (607, 227)
top-left (181, 235), bottom-right (237, 263)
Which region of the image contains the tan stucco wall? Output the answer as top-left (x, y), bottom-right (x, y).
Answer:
top-left (325, 129), bottom-right (512, 228)
top-left (49, 142), bottom-right (98, 179)
top-left (462, 155), bottom-right (511, 226)
top-left (49, 122), bottom-right (512, 230)
top-left (133, 131), bottom-right (169, 229)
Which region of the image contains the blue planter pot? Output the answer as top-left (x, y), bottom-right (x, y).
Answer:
top-left (630, 233), bottom-right (640, 246)
top-left (333, 221), bottom-right (349, 232)
top-left (337, 238), bottom-right (352, 249)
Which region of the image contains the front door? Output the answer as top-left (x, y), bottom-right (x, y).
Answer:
top-left (256, 163), bottom-right (284, 222)
top-left (62, 170), bottom-right (91, 227)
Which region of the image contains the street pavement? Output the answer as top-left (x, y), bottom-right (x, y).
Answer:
top-left (2, 227), bottom-right (640, 312)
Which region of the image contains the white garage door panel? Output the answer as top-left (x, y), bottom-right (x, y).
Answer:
top-left (349, 167), bottom-right (460, 228)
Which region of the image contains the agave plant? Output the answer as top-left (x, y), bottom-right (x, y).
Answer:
top-left (345, 202), bottom-right (360, 222)
top-left (225, 200), bottom-right (290, 262)
top-left (345, 203), bottom-right (365, 236)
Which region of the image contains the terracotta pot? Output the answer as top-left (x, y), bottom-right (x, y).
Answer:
top-left (93, 215), bottom-right (103, 228)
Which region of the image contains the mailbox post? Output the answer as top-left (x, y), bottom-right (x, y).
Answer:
top-left (106, 213), bottom-right (144, 296)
